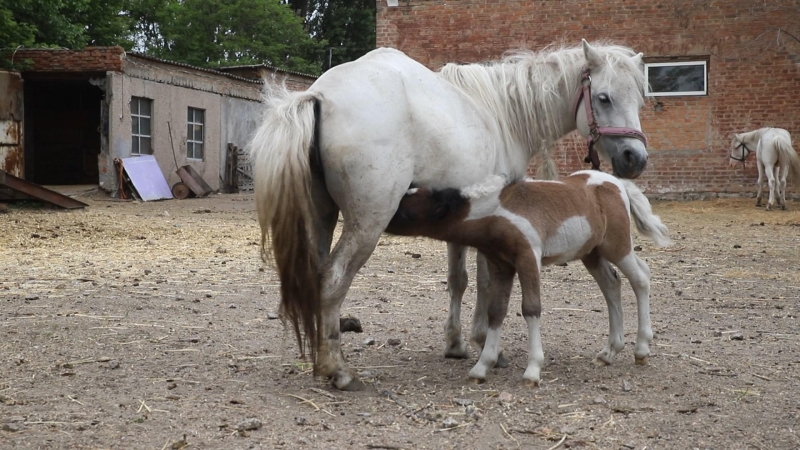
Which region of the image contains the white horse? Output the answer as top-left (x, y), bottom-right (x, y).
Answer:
top-left (730, 128), bottom-right (800, 210)
top-left (386, 171), bottom-right (671, 385)
top-left (250, 40), bottom-right (649, 390)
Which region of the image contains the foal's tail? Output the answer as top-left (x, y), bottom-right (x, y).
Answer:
top-left (774, 136), bottom-right (800, 184)
top-left (249, 83), bottom-right (322, 361)
top-left (620, 180), bottom-right (673, 248)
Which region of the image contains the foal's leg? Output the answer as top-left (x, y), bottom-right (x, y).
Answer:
top-left (470, 252), bottom-right (509, 368)
top-left (581, 252), bottom-right (625, 365)
top-left (755, 159), bottom-right (765, 207)
top-left (613, 252), bottom-right (654, 364)
top-left (468, 259), bottom-right (515, 382)
top-left (517, 260), bottom-right (545, 386)
top-left (443, 243), bottom-right (469, 359)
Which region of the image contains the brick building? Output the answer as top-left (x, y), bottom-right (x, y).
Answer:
top-left (377, 1), bottom-right (800, 197)
top-left (2, 47), bottom-right (315, 194)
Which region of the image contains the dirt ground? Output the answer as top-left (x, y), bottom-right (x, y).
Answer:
top-left (1, 188), bottom-right (799, 450)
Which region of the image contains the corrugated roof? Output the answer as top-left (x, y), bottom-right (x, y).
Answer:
top-left (217, 63), bottom-right (318, 80)
top-left (125, 52), bottom-right (263, 84)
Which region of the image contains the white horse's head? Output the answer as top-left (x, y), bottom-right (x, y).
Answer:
top-left (575, 40), bottom-right (648, 179)
top-left (729, 133), bottom-right (749, 167)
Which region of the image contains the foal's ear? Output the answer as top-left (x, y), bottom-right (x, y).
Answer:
top-left (582, 39), bottom-right (604, 68)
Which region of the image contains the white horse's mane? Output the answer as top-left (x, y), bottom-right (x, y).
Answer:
top-left (459, 174), bottom-right (507, 199)
top-left (438, 42), bottom-right (645, 170)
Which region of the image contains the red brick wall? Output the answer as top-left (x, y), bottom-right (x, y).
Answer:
top-left (377, 0), bottom-right (800, 196)
top-left (13, 47), bottom-right (124, 73)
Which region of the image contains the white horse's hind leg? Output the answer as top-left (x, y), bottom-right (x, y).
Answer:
top-left (316, 222), bottom-right (386, 391)
top-left (443, 243), bottom-right (469, 359)
top-left (765, 163), bottom-right (777, 211)
top-left (581, 253), bottom-right (625, 365)
top-left (755, 159), bottom-right (765, 207)
top-left (614, 252), bottom-right (654, 364)
top-left (778, 165), bottom-right (789, 209)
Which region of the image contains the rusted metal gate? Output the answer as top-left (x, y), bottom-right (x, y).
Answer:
top-left (0, 71), bottom-right (23, 177)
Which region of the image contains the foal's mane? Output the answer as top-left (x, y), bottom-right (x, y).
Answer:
top-left (438, 42), bottom-right (645, 171)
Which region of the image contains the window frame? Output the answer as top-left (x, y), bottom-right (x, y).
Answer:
top-left (130, 97), bottom-right (153, 155)
top-left (644, 60), bottom-right (708, 97)
top-left (187, 107), bottom-right (205, 161)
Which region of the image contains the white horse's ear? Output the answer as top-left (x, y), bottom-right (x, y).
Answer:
top-left (631, 52), bottom-right (644, 67)
top-left (582, 39), bottom-right (604, 68)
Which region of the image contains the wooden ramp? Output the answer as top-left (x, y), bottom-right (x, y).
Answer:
top-left (0, 170), bottom-right (88, 209)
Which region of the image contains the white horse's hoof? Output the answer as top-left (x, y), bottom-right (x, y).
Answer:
top-left (593, 356), bottom-right (612, 366)
top-left (468, 376), bottom-right (486, 385)
top-left (522, 378), bottom-right (540, 388)
top-left (331, 371), bottom-right (365, 391)
top-left (634, 356), bottom-right (649, 366)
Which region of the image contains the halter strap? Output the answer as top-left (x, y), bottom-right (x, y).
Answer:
top-left (572, 67), bottom-right (648, 170)
top-left (729, 142), bottom-right (751, 163)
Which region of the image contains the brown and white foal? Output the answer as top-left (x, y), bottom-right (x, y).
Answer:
top-left (386, 170), bottom-right (671, 385)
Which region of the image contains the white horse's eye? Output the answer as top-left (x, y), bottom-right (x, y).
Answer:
top-left (598, 93), bottom-right (611, 104)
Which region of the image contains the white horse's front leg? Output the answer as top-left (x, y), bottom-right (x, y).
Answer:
top-left (443, 243), bottom-right (469, 359)
top-left (581, 254), bottom-right (625, 365)
top-left (614, 253), bottom-right (654, 364)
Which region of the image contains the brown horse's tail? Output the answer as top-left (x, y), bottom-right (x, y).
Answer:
top-left (249, 83), bottom-right (322, 361)
top-left (774, 135), bottom-right (800, 186)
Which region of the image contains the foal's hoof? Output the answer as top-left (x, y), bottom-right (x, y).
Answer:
top-left (331, 371), bottom-right (366, 391)
top-left (468, 376), bottom-right (486, 385)
top-left (494, 352), bottom-right (509, 369)
top-left (634, 356), bottom-right (649, 366)
top-left (444, 341), bottom-right (469, 359)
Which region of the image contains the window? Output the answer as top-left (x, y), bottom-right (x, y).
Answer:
top-left (131, 97), bottom-right (152, 155)
top-left (187, 108), bottom-right (205, 160)
top-left (645, 61), bottom-right (707, 97)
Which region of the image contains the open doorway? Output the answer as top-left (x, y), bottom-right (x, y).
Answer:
top-left (23, 76), bottom-right (104, 185)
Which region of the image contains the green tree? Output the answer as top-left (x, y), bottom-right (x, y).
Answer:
top-left (156, 0), bottom-right (324, 74)
top-left (1, 0), bottom-right (135, 68)
top-left (308, 0), bottom-right (375, 70)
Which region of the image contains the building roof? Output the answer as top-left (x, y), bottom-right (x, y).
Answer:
top-left (216, 63), bottom-right (318, 80)
top-left (10, 46), bottom-right (316, 84)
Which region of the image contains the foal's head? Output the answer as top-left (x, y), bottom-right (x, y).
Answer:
top-left (386, 187), bottom-right (467, 236)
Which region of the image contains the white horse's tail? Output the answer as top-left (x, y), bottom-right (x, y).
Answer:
top-left (620, 180), bottom-right (673, 248)
top-left (249, 83), bottom-right (322, 360)
top-left (773, 135), bottom-right (800, 184)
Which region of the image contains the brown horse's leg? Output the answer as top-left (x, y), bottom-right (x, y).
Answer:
top-left (468, 258), bottom-right (515, 382)
top-left (470, 253), bottom-right (509, 368)
top-left (582, 251), bottom-right (625, 366)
